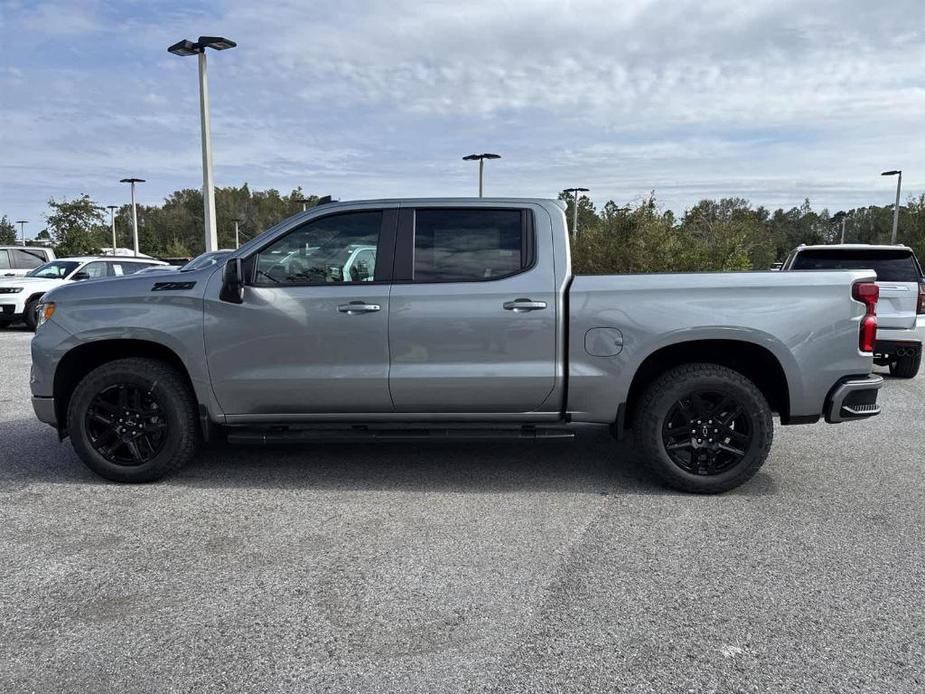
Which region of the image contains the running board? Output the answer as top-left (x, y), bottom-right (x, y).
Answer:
top-left (226, 425), bottom-right (575, 445)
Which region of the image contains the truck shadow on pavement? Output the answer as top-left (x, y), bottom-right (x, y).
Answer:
top-left (0, 419), bottom-right (778, 497)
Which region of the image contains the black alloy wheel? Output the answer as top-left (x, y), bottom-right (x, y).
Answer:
top-left (85, 383), bottom-right (168, 465)
top-left (661, 390), bottom-right (753, 476)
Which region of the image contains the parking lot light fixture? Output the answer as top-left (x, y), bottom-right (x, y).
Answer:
top-left (881, 170), bottom-right (902, 244)
top-left (232, 217), bottom-right (243, 249)
top-left (563, 188), bottom-right (590, 238)
top-left (294, 198), bottom-right (313, 212)
top-left (168, 35), bottom-right (237, 253)
top-left (463, 153), bottom-right (501, 197)
top-left (106, 206), bottom-right (118, 253)
top-left (119, 178), bottom-right (145, 256)
top-left (15, 220), bottom-right (27, 246)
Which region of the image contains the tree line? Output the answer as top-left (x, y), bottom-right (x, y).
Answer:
top-left (3, 185), bottom-right (924, 272)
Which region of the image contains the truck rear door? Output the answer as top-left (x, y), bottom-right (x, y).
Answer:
top-left (387, 205), bottom-right (559, 413)
top-left (790, 248), bottom-right (921, 329)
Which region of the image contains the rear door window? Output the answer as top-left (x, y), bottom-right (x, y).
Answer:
top-left (791, 249), bottom-right (922, 282)
top-left (0, 250), bottom-right (9, 270)
top-left (10, 249), bottom-right (45, 269)
top-left (412, 209), bottom-right (530, 282)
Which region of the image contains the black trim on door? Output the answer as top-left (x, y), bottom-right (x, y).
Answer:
top-left (393, 207), bottom-right (536, 284)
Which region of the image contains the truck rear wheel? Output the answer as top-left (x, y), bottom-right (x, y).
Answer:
top-left (632, 363), bottom-right (773, 493)
top-left (889, 352), bottom-right (921, 379)
top-left (67, 357), bottom-right (200, 483)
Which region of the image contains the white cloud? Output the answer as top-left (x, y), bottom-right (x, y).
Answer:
top-left (2, 0), bottom-right (925, 225)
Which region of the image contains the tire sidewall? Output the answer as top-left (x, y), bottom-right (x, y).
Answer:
top-left (23, 299), bottom-right (39, 331)
top-left (68, 363), bottom-right (193, 482)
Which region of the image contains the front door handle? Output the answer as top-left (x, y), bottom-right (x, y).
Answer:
top-left (503, 298), bottom-right (547, 312)
top-left (338, 301), bottom-right (381, 314)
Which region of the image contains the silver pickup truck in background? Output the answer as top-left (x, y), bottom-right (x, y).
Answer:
top-left (30, 198), bottom-right (883, 492)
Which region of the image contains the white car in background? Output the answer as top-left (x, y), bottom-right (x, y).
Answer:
top-left (782, 244), bottom-right (925, 378)
top-left (0, 256), bottom-right (167, 330)
top-left (0, 246), bottom-right (56, 277)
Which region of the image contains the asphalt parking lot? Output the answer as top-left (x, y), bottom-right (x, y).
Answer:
top-left (0, 328), bottom-right (922, 693)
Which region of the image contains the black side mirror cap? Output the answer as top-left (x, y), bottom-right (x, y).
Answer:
top-left (219, 258), bottom-right (245, 304)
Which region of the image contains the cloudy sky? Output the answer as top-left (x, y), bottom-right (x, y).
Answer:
top-left (2, 0), bottom-right (924, 230)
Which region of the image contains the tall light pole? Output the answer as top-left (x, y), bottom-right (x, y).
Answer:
top-left (563, 187), bottom-right (590, 237)
top-left (168, 36), bottom-right (237, 253)
top-left (294, 197), bottom-right (312, 212)
top-left (119, 178), bottom-right (144, 256)
top-left (15, 220), bottom-right (27, 246)
top-left (881, 170), bottom-right (902, 244)
top-left (462, 153), bottom-right (501, 197)
top-left (106, 205), bottom-right (118, 253)
top-left (232, 217), bottom-right (243, 249)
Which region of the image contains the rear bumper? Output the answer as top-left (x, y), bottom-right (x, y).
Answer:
top-left (875, 338), bottom-right (921, 360)
top-left (824, 375), bottom-right (883, 423)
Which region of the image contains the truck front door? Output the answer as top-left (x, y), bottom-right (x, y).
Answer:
top-left (203, 206), bottom-right (397, 418)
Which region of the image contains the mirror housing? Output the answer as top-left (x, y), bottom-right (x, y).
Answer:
top-left (71, 271), bottom-right (90, 281)
top-left (219, 258), bottom-right (245, 304)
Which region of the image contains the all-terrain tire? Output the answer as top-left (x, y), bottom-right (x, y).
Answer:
top-left (890, 352), bottom-right (921, 379)
top-left (67, 357), bottom-right (200, 482)
top-left (632, 363), bottom-right (773, 494)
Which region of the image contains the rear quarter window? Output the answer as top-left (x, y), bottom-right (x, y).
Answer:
top-left (791, 249), bottom-right (923, 282)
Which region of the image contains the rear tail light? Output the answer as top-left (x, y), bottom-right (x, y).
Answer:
top-left (852, 281), bottom-right (879, 353)
top-left (918, 281), bottom-right (925, 315)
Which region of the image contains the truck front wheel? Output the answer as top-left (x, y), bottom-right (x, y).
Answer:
top-left (67, 357), bottom-right (200, 483)
top-left (632, 363), bottom-right (773, 493)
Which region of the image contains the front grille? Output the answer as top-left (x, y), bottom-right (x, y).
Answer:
top-left (0, 304), bottom-right (14, 314)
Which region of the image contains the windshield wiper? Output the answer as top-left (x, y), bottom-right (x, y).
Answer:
top-left (256, 269), bottom-right (280, 284)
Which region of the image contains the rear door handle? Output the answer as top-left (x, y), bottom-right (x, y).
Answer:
top-left (338, 301), bottom-right (381, 314)
top-left (503, 298), bottom-right (547, 312)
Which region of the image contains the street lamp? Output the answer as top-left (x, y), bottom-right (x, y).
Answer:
top-left (168, 35), bottom-right (237, 253)
top-left (563, 187), bottom-right (590, 237)
top-left (881, 170), bottom-right (902, 244)
top-left (106, 205), bottom-right (119, 253)
top-left (294, 197), bottom-right (313, 212)
top-left (15, 220), bottom-right (27, 246)
top-left (462, 153), bottom-right (501, 197)
top-left (119, 178), bottom-right (144, 256)
top-left (232, 217), bottom-right (243, 249)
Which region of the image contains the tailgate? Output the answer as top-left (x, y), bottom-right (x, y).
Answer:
top-left (876, 281), bottom-right (919, 330)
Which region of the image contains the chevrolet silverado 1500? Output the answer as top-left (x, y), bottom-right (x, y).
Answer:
top-left (30, 198), bottom-right (883, 492)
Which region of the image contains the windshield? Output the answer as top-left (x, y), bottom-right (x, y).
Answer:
top-left (27, 260), bottom-right (80, 279)
top-left (180, 250), bottom-right (232, 272)
top-left (791, 249), bottom-right (923, 282)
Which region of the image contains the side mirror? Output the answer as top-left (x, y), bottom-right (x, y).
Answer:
top-left (71, 271), bottom-right (90, 281)
top-left (219, 258), bottom-right (245, 304)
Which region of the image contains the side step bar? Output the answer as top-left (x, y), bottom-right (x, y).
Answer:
top-left (226, 425), bottom-right (576, 445)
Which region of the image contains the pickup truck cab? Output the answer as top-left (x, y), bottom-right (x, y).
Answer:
top-left (0, 256), bottom-right (168, 330)
top-left (30, 198), bottom-right (883, 492)
top-left (0, 246), bottom-right (55, 278)
top-left (781, 244), bottom-right (925, 378)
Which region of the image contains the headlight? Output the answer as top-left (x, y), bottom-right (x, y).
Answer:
top-left (36, 302), bottom-right (55, 328)
top-left (0, 287), bottom-right (24, 294)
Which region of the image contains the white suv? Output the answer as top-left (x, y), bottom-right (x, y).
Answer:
top-left (0, 246), bottom-right (56, 277)
top-left (783, 244), bottom-right (925, 378)
top-left (0, 256), bottom-right (167, 330)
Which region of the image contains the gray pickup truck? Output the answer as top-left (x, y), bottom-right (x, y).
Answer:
top-left (30, 198), bottom-right (883, 492)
